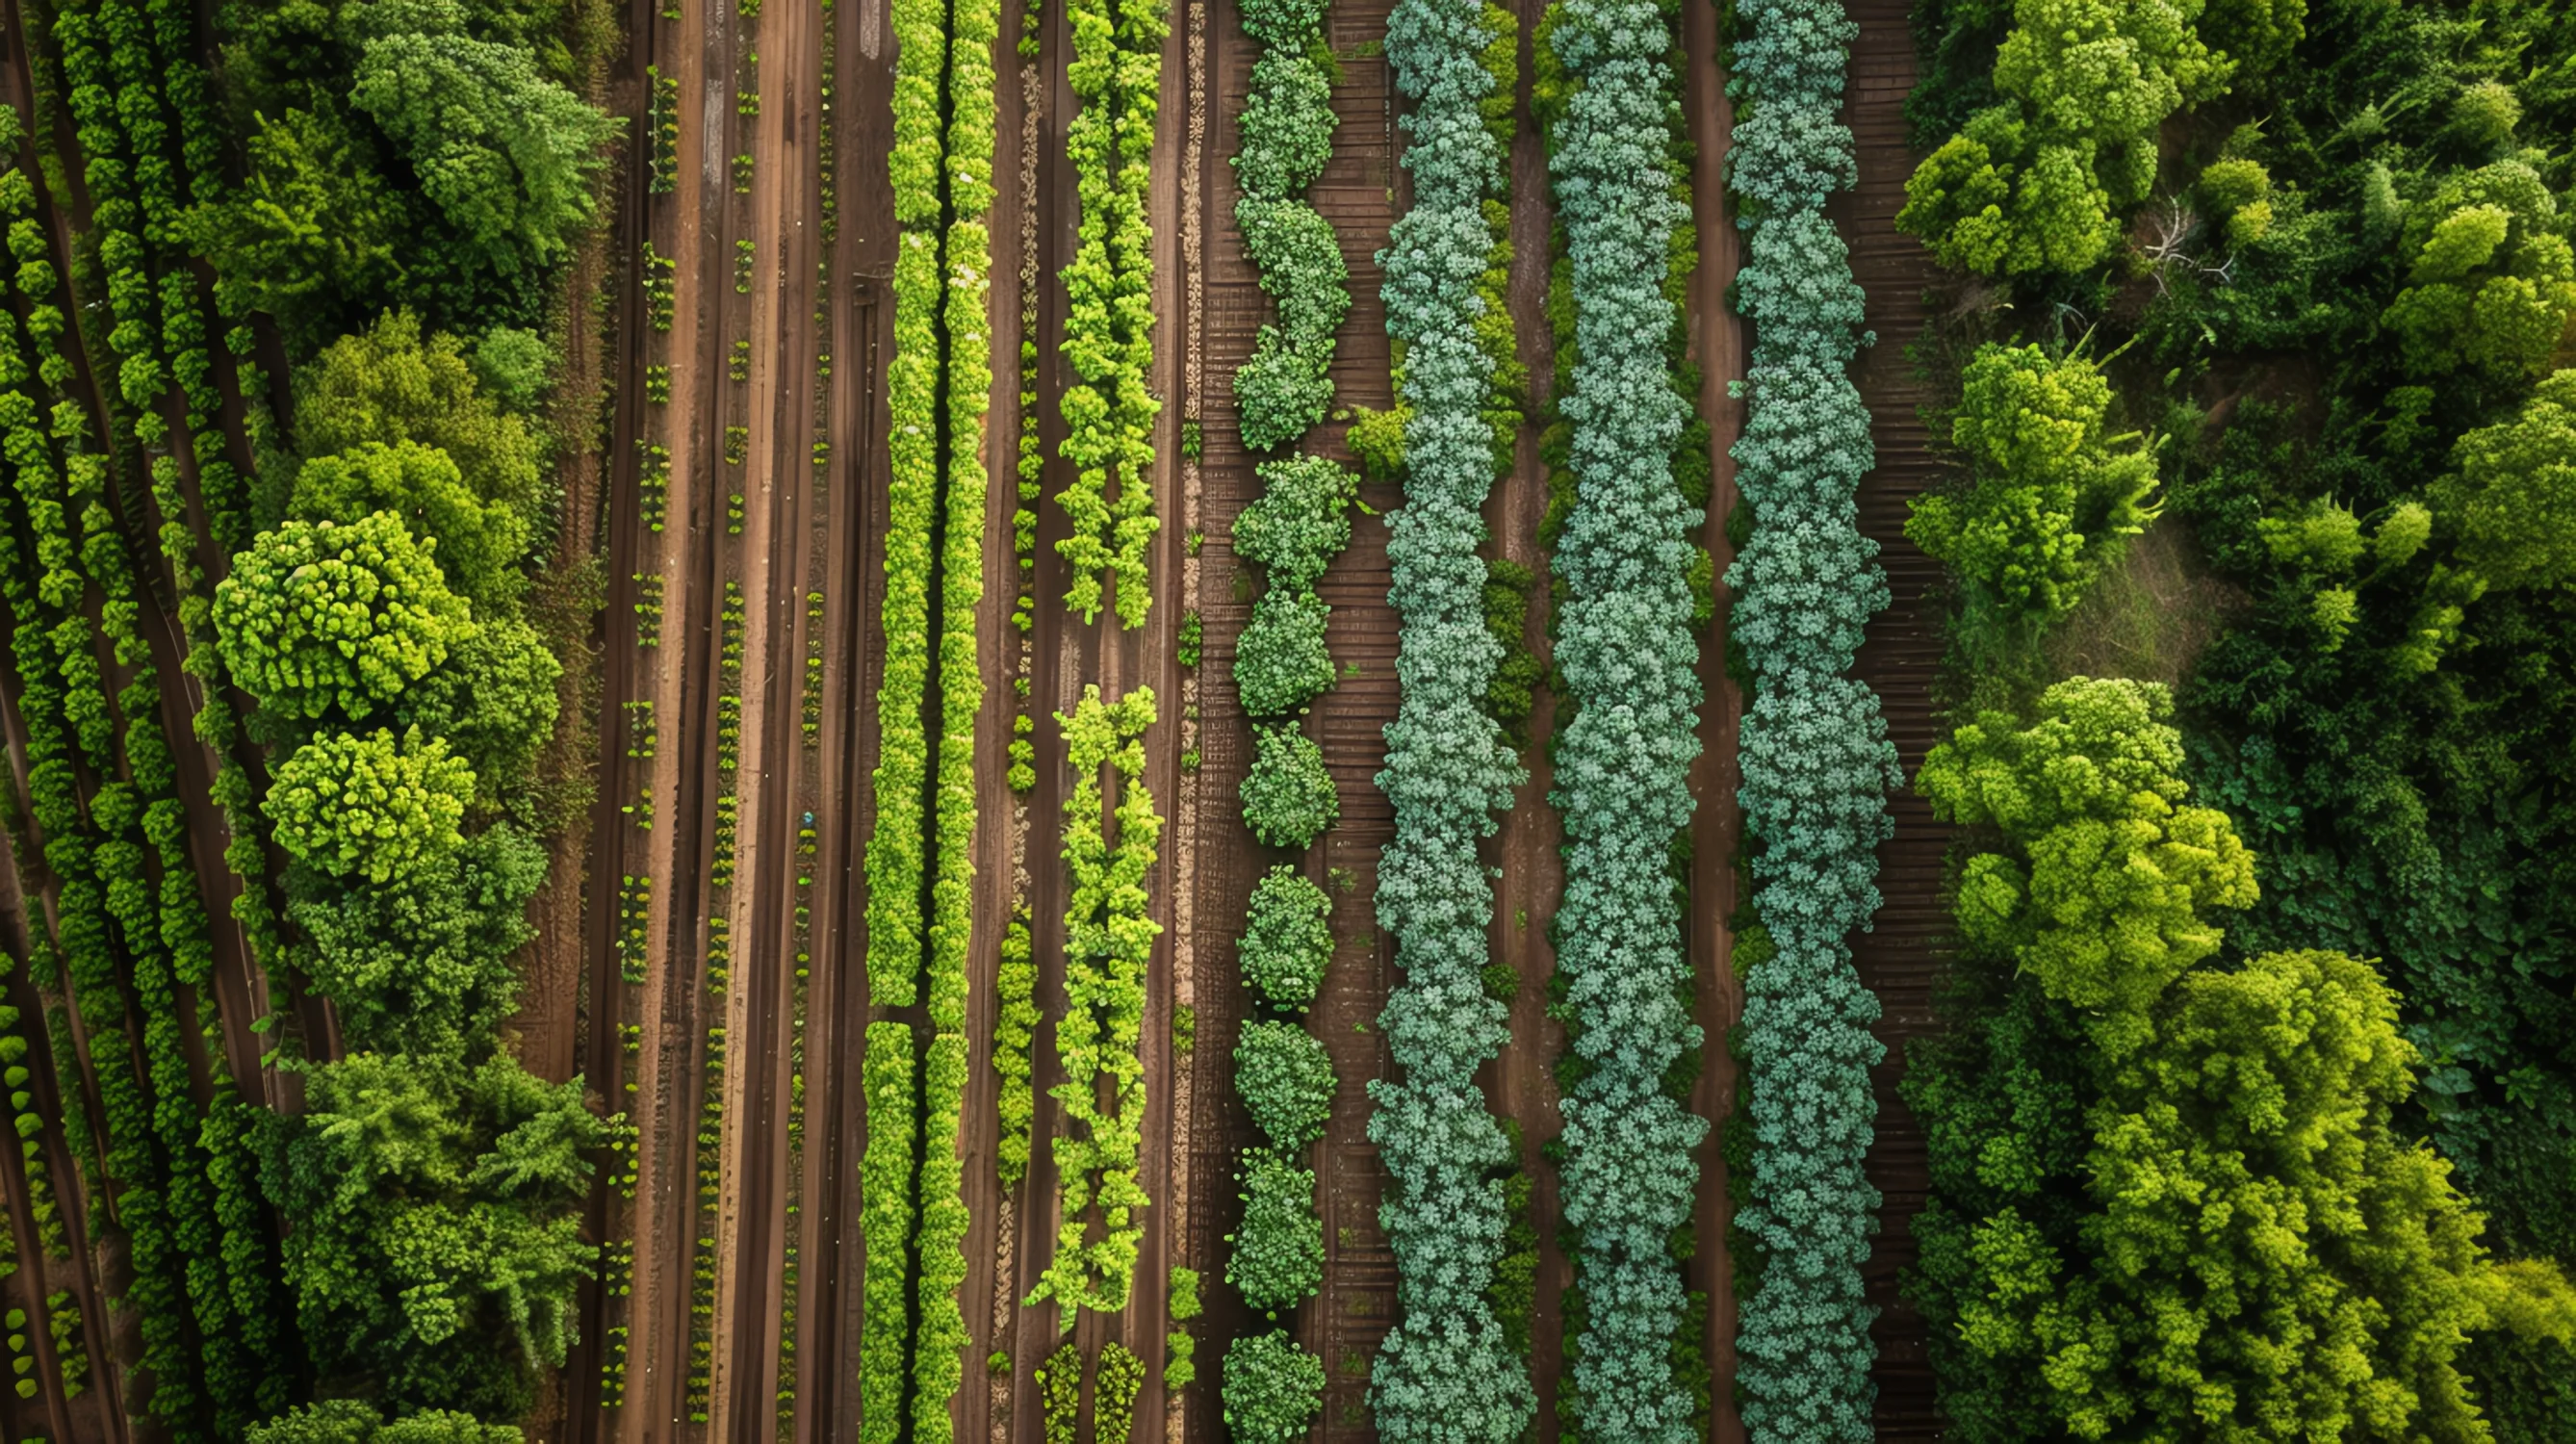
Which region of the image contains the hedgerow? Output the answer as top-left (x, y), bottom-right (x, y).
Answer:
top-left (1720, 0), bottom-right (1905, 1435)
top-left (1366, 0), bottom-right (1533, 1434)
top-left (1027, 685), bottom-right (1162, 1323)
top-left (1229, 0), bottom-right (1346, 451)
top-left (1057, 0), bottom-right (1165, 624)
top-left (1539, 0), bottom-right (1729, 1432)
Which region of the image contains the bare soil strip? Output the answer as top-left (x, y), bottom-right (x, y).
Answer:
top-left (1680, 0), bottom-right (1747, 1433)
top-left (1841, 0), bottom-right (1946, 1434)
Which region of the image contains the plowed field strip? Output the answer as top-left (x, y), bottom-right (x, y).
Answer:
top-left (1842, 0), bottom-right (1946, 1435)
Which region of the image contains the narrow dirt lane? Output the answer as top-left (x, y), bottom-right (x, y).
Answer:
top-left (1842, 0), bottom-right (1945, 1434)
top-left (1681, 0), bottom-right (1746, 1432)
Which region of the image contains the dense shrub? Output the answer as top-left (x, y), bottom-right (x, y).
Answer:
top-left (1366, 0), bottom-right (1533, 1434)
top-left (1223, 1330), bottom-right (1326, 1443)
top-left (1228, 1148), bottom-right (1325, 1316)
top-left (1240, 723), bottom-right (1336, 848)
top-left (265, 1054), bottom-right (605, 1418)
top-left (287, 825), bottom-right (542, 1057)
top-left (2439, 369), bottom-right (2576, 591)
top-left (1234, 1020), bottom-right (1335, 1150)
top-left (1239, 866), bottom-right (1332, 1010)
top-left (1229, 0), bottom-right (1347, 451)
top-left (1234, 454), bottom-right (1357, 590)
top-left (1909, 682), bottom-right (2574, 1439)
top-left (1896, 0), bottom-right (2231, 277)
top-left (2382, 163), bottom-right (2576, 381)
top-left (1234, 588), bottom-right (1336, 717)
top-left (1905, 344), bottom-right (2158, 628)
top-left (291, 441), bottom-right (529, 610)
top-left (1543, 0), bottom-right (1726, 1433)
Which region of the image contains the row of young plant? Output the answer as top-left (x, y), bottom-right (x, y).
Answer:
top-left (1219, 454), bottom-right (1352, 1441)
top-left (0, 117), bottom-right (286, 1437)
top-left (1035, 1339), bottom-right (1147, 1444)
top-left (1533, 0), bottom-right (1729, 1433)
top-left (1055, 0), bottom-right (1166, 626)
top-left (20, 0), bottom-right (303, 1422)
top-left (1026, 685), bottom-right (1163, 1325)
top-left (1216, 4), bottom-right (1352, 1430)
top-left (1720, 0), bottom-right (1898, 1437)
top-left (866, 0), bottom-right (997, 1423)
top-left (1362, 0), bottom-right (1532, 1434)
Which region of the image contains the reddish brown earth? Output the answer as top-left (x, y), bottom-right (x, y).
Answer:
top-left (1842, 0), bottom-right (1949, 1435)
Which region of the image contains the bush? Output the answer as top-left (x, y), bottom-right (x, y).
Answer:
top-left (1239, 866), bottom-right (1332, 1010)
top-left (1234, 588), bottom-right (1335, 717)
top-left (1234, 1019), bottom-right (1335, 1149)
top-left (1226, 1148), bottom-right (1324, 1314)
top-left (1240, 723), bottom-right (1336, 848)
top-left (1223, 1330), bottom-right (1326, 1443)
top-left (291, 441), bottom-right (531, 611)
top-left (1234, 455), bottom-right (1357, 591)
top-left (2383, 163), bottom-right (2576, 380)
top-left (2439, 369), bottom-right (2576, 591)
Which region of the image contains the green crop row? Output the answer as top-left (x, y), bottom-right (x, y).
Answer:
top-left (1054, 0), bottom-right (1165, 626)
top-left (1026, 685), bottom-right (1162, 1324)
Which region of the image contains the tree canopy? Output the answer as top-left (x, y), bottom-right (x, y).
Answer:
top-left (2440, 369), bottom-right (2576, 591)
top-left (291, 310), bottom-right (546, 521)
top-left (218, 509), bottom-right (475, 723)
top-left (268, 725), bottom-right (477, 885)
top-left (292, 440), bottom-right (528, 608)
top-left (262, 1053), bottom-right (605, 1417)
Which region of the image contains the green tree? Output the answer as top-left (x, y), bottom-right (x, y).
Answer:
top-left (1906, 344), bottom-right (2160, 626)
top-left (267, 726), bottom-right (477, 885)
top-left (263, 1054), bottom-right (605, 1418)
top-left (349, 31), bottom-right (615, 275)
top-left (186, 107), bottom-right (407, 356)
top-left (249, 1400), bottom-right (523, 1444)
top-left (292, 440), bottom-right (530, 607)
top-left (1917, 677), bottom-right (2255, 1045)
top-left (1237, 866), bottom-right (1332, 1011)
top-left (1898, 0), bottom-right (2229, 277)
top-left (1962, 950), bottom-right (2555, 1442)
top-left (2383, 163), bottom-right (2576, 381)
top-left (2440, 369), bottom-right (2576, 591)
top-left (1233, 1020), bottom-right (1334, 1149)
top-left (396, 615), bottom-right (562, 806)
top-left (291, 310), bottom-right (545, 521)
top-left (287, 825), bottom-right (543, 1058)
top-left (218, 509), bottom-right (475, 722)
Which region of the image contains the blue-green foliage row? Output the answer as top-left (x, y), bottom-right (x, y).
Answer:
top-left (1725, 0), bottom-right (1900, 1438)
top-left (1230, 0), bottom-right (1350, 451)
top-left (1544, 0), bottom-right (1726, 1435)
top-left (1365, 0), bottom-right (1532, 1437)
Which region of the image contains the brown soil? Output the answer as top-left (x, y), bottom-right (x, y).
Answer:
top-left (1679, 0), bottom-right (1747, 1432)
top-left (1841, 0), bottom-right (1949, 1434)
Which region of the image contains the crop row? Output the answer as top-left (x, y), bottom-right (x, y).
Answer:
top-left (1365, 0), bottom-right (1533, 1435)
top-left (1025, 684), bottom-right (1162, 1322)
top-left (1054, 0), bottom-right (1165, 626)
top-left (1540, 0), bottom-right (1718, 1433)
top-left (1230, 0), bottom-right (1349, 451)
top-left (1723, 1), bottom-right (1899, 1436)
top-left (0, 142), bottom-right (286, 1435)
